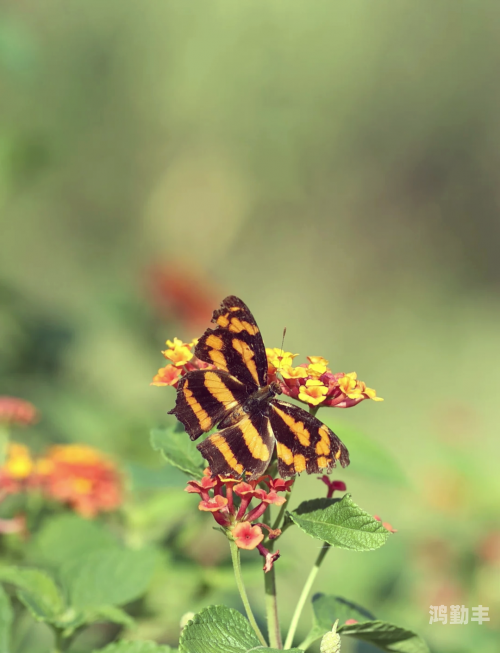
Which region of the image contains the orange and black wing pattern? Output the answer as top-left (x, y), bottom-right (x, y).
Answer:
top-left (168, 369), bottom-right (249, 441)
top-left (194, 296), bottom-right (268, 391)
top-left (269, 400), bottom-right (350, 478)
top-left (198, 411), bottom-right (274, 480)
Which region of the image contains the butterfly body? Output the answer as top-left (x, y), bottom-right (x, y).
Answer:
top-left (169, 296), bottom-right (349, 479)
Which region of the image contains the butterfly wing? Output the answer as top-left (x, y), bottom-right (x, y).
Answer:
top-left (269, 400), bottom-right (350, 477)
top-left (168, 369), bottom-right (249, 441)
top-left (194, 296), bottom-right (268, 391)
top-left (197, 411), bottom-right (274, 479)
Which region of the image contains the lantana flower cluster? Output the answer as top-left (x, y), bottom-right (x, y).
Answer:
top-left (0, 442), bottom-right (123, 518)
top-left (186, 468), bottom-right (294, 571)
top-left (266, 349), bottom-right (383, 409)
top-left (151, 339), bottom-right (383, 410)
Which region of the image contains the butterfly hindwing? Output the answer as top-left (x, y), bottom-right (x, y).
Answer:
top-left (194, 296), bottom-right (268, 391)
top-left (269, 400), bottom-right (350, 477)
top-left (168, 369), bottom-right (249, 441)
top-left (197, 411), bottom-right (274, 480)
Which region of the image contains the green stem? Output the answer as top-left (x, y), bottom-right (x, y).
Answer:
top-left (264, 540), bottom-right (282, 649)
top-left (284, 543), bottom-right (331, 649)
top-left (229, 540), bottom-right (268, 647)
top-left (272, 485), bottom-right (294, 532)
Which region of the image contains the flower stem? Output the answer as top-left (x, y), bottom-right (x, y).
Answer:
top-left (264, 539), bottom-right (282, 649)
top-left (284, 543), bottom-right (331, 649)
top-left (272, 485), bottom-right (294, 531)
top-left (229, 539), bottom-right (268, 647)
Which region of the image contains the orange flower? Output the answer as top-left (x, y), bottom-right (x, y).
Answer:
top-left (231, 521), bottom-right (264, 550)
top-left (298, 379), bottom-right (328, 406)
top-left (151, 364), bottom-right (182, 387)
top-left (0, 397), bottom-right (38, 426)
top-left (337, 372), bottom-right (383, 402)
top-left (36, 445), bottom-right (123, 518)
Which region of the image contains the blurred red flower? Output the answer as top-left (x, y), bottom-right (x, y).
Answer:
top-left (36, 445), bottom-right (123, 518)
top-left (0, 397), bottom-right (38, 427)
top-left (147, 262), bottom-right (219, 332)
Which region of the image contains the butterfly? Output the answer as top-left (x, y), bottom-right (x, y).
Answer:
top-left (169, 296), bottom-right (350, 479)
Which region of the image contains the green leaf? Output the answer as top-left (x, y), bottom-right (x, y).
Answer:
top-left (339, 620), bottom-right (430, 653)
top-left (303, 593), bottom-right (376, 645)
top-left (314, 593), bottom-right (375, 628)
top-left (88, 605), bottom-right (136, 629)
top-left (151, 425), bottom-right (205, 479)
top-left (288, 495), bottom-right (390, 551)
top-left (0, 566), bottom-right (64, 622)
top-left (63, 547), bottom-right (158, 610)
top-left (179, 605), bottom-right (261, 653)
top-left (33, 514), bottom-right (116, 567)
top-left (94, 642), bottom-right (175, 653)
top-left (0, 585), bottom-right (13, 653)
top-left (324, 421), bottom-right (408, 487)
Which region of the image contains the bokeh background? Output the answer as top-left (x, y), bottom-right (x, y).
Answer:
top-left (1, 1), bottom-right (500, 652)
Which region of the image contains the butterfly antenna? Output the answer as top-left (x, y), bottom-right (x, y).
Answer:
top-left (277, 327), bottom-right (287, 375)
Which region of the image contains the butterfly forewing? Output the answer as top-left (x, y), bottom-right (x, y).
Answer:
top-left (168, 369), bottom-right (249, 441)
top-left (194, 296), bottom-right (268, 391)
top-left (198, 412), bottom-right (274, 480)
top-left (269, 400), bottom-right (350, 477)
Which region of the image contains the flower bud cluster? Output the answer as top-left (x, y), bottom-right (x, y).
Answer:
top-left (185, 469), bottom-right (294, 571)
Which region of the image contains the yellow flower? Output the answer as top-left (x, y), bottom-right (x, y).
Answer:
top-left (162, 337), bottom-right (194, 367)
top-left (338, 372), bottom-right (360, 397)
top-left (281, 366), bottom-right (309, 380)
top-left (266, 348), bottom-right (299, 371)
top-left (4, 443), bottom-right (33, 479)
top-left (307, 363), bottom-right (328, 378)
top-left (307, 356), bottom-right (329, 367)
top-left (338, 373), bottom-right (384, 401)
top-left (298, 379), bottom-right (328, 406)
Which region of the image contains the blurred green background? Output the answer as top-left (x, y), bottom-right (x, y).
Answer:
top-left (1, 1), bottom-right (499, 651)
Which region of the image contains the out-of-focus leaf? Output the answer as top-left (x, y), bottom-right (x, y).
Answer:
top-left (324, 421), bottom-right (408, 486)
top-left (0, 585), bottom-right (12, 653)
top-left (88, 605), bottom-right (135, 629)
top-left (94, 642), bottom-right (175, 653)
top-left (288, 495), bottom-right (390, 551)
top-left (33, 514), bottom-right (116, 567)
top-left (0, 567), bottom-right (64, 622)
top-left (314, 593), bottom-right (375, 628)
top-left (63, 547), bottom-right (158, 610)
top-left (339, 620), bottom-right (430, 653)
top-left (303, 593), bottom-right (376, 644)
top-left (126, 461), bottom-right (188, 489)
top-left (151, 425), bottom-right (205, 479)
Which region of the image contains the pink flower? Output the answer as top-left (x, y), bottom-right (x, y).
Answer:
top-left (231, 522), bottom-right (264, 550)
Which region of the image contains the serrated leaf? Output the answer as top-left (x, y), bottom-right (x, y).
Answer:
top-left (94, 642), bottom-right (175, 653)
top-left (0, 585), bottom-right (13, 653)
top-left (303, 593), bottom-right (376, 644)
top-left (33, 514), bottom-right (116, 567)
top-left (151, 426), bottom-right (205, 479)
top-left (179, 605), bottom-right (261, 653)
top-left (339, 620), bottom-right (430, 653)
top-left (0, 566), bottom-right (64, 622)
top-left (288, 495), bottom-right (390, 551)
top-left (63, 547), bottom-right (158, 610)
